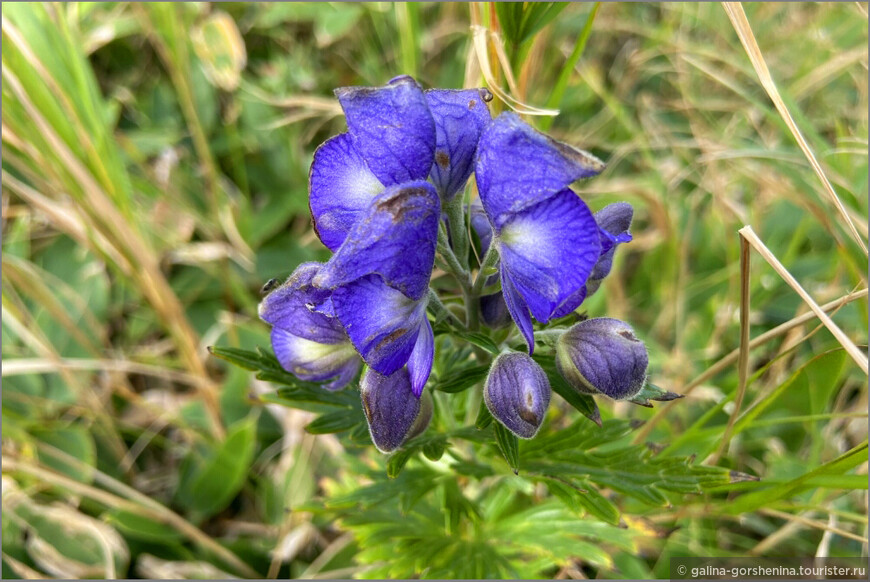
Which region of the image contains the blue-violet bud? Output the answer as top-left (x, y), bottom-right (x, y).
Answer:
top-left (555, 317), bottom-right (649, 400)
top-left (484, 352), bottom-right (551, 439)
top-left (361, 367), bottom-right (433, 453)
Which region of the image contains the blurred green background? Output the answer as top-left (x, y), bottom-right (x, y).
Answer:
top-left (2, 2), bottom-right (867, 579)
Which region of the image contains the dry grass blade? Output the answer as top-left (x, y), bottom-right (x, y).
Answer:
top-left (1, 358), bottom-right (211, 388)
top-left (471, 25), bottom-right (560, 116)
top-left (2, 454), bottom-right (260, 579)
top-left (739, 225), bottom-right (868, 374)
top-left (722, 2), bottom-right (868, 257)
top-left (759, 508), bottom-right (868, 545)
top-left (633, 287), bottom-right (869, 443)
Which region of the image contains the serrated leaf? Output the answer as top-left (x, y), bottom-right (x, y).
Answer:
top-left (208, 345), bottom-right (267, 371)
top-left (494, 422), bottom-right (520, 474)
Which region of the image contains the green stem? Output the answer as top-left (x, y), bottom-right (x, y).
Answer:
top-left (467, 243), bottom-right (501, 331)
top-left (471, 243), bottom-right (500, 297)
top-left (437, 224), bottom-right (471, 289)
top-left (427, 288), bottom-right (463, 328)
top-left (445, 194), bottom-right (470, 269)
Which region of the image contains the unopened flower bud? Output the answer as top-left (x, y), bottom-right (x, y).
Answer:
top-left (555, 318), bottom-right (648, 400)
top-left (361, 367), bottom-right (432, 453)
top-left (484, 352), bottom-right (551, 439)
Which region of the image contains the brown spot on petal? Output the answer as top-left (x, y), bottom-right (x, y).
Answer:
top-left (376, 186), bottom-right (425, 222)
top-left (375, 328), bottom-right (407, 352)
top-left (435, 151), bottom-right (450, 169)
top-left (468, 99), bottom-right (477, 110)
top-left (618, 330), bottom-right (639, 342)
top-left (519, 406), bottom-right (540, 425)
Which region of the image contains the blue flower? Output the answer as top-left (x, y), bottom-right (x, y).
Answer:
top-left (475, 112), bottom-right (608, 352)
top-left (306, 76), bottom-right (491, 396)
top-left (555, 317), bottom-right (649, 400)
top-left (485, 352), bottom-right (551, 439)
top-left (258, 263), bottom-right (361, 391)
top-left (361, 366), bottom-right (433, 453)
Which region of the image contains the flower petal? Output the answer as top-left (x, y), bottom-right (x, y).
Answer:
top-left (258, 262), bottom-right (345, 344)
top-left (314, 181), bottom-right (440, 301)
top-left (485, 352), bottom-right (551, 439)
top-left (331, 275), bottom-right (426, 376)
top-left (406, 317), bottom-right (434, 397)
top-left (551, 285), bottom-right (588, 320)
top-left (426, 88), bottom-right (492, 199)
top-left (271, 327), bottom-right (360, 390)
top-left (475, 112), bottom-right (605, 228)
top-left (361, 367), bottom-right (425, 453)
top-left (309, 133), bottom-right (385, 251)
top-left (498, 190), bottom-right (601, 323)
top-left (501, 269), bottom-right (535, 354)
top-left (589, 202), bottom-right (634, 284)
top-left (335, 75), bottom-right (435, 187)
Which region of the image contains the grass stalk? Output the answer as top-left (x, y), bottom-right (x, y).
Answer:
top-left (723, 2), bottom-right (868, 257)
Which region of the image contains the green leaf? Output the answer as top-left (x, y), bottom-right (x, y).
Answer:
top-left (208, 345), bottom-right (270, 372)
top-left (494, 422), bottom-right (520, 474)
top-left (104, 509), bottom-right (183, 544)
top-left (305, 409), bottom-right (363, 435)
top-left (31, 426), bottom-right (96, 484)
top-left (532, 354), bottom-right (601, 425)
top-left (535, 475), bottom-right (620, 525)
top-left (627, 382), bottom-right (684, 408)
top-left (475, 402), bottom-right (494, 429)
top-left (188, 416), bottom-right (258, 518)
top-left (724, 442), bottom-right (869, 514)
top-left (422, 439), bottom-right (447, 461)
top-left (452, 330), bottom-right (501, 355)
top-left (435, 364), bottom-right (489, 393)
top-left (387, 448), bottom-right (416, 479)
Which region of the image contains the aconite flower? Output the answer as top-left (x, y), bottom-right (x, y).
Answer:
top-left (484, 352), bottom-right (551, 439)
top-left (555, 317), bottom-right (649, 400)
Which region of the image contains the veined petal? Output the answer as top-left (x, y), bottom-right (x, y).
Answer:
top-left (406, 317), bottom-right (434, 397)
top-left (501, 269), bottom-right (535, 354)
top-left (336, 75), bottom-right (435, 187)
top-left (258, 262), bottom-right (345, 344)
top-left (271, 328), bottom-right (360, 390)
top-left (331, 275), bottom-right (427, 376)
top-left (314, 181), bottom-right (440, 301)
top-left (361, 367), bottom-right (427, 453)
top-left (589, 202), bottom-right (634, 283)
top-left (469, 198), bottom-right (494, 255)
top-left (426, 88), bottom-right (492, 199)
top-left (309, 133), bottom-right (385, 251)
top-left (498, 190), bottom-right (601, 323)
top-left (551, 285), bottom-right (588, 320)
top-left (476, 112), bottom-right (605, 228)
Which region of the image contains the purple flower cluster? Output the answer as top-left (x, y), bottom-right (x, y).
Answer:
top-left (260, 75), bottom-right (650, 447)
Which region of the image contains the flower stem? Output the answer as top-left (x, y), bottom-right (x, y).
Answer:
top-left (471, 243), bottom-right (500, 296)
top-left (445, 194), bottom-right (470, 269)
top-left (437, 224), bottom-right (471, 289)
top-left (467, 243), bottom-right (501, 331)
